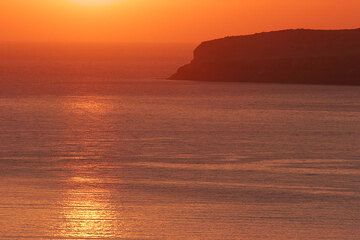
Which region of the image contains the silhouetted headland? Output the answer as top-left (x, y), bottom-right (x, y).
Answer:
top-left (170, 29), bottom-right (360, 85)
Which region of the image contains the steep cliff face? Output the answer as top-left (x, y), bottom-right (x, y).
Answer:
top-left (170, 29), bottom-right (360, 85)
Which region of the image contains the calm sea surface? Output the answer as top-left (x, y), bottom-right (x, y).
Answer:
top-left (0, 80), bottom-right (359, 240)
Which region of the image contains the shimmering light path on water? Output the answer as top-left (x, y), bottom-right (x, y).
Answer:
top-left (0, 80), bottom-right (359, 239)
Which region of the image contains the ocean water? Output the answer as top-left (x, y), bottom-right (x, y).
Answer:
top-left (0, 80), bottom-right (359, 240)
top-left (0, 44), bottom-right (360, 239)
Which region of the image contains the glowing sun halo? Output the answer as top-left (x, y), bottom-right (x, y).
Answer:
top-left (72, 0), bottom-right (117, 6)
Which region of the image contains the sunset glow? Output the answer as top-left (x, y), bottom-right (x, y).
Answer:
top-left (1, 0), bottom-right (360, 239)
top-left (0, 0), bottom-right (359, 43)
top-left (71, 0), bottom-right (117, 6)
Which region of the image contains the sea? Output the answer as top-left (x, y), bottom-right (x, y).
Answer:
top-left (0, 43), bottom-right (359, 240)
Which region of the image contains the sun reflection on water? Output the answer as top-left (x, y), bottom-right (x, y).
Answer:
top-left (60, 175), bottom-right (119, 238)
top-left (57, 96), bottom-right (121, 238)
top-left (67, 97), bottom-right (112, 114)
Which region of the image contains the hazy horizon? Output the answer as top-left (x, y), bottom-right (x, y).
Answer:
top-left (0, 42), bottom-right (195, 85)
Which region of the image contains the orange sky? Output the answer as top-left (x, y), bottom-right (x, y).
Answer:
top-left (0, 0), bottom-right (359, 43)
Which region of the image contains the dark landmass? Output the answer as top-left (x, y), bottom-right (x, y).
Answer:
top-left (170, 29), bottom-right (360, 85)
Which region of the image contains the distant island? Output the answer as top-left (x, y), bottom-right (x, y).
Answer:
top-left (170, 28), bottom-right (360, 85)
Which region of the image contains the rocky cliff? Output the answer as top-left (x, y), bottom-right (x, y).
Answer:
top-left (170, 29), bottom-right (360, 85)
